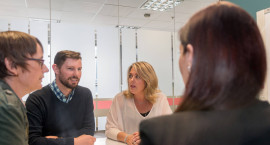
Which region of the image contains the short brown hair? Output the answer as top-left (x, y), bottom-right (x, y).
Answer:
top-left (124, 61), bottom-right (160, 104)
top-left (54, 50), bottom-right (81, 68)
top-left (0, 31), bottom-right (41, 78)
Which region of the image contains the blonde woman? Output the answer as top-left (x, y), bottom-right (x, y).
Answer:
top-left (106, 61), bottom-right (172, 145)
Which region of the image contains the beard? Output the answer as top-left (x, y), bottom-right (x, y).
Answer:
top-left (59, 73), bottom-right (80, 89)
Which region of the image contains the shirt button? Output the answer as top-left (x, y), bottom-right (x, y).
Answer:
top-left (5, 90), bottom-right (13, 95)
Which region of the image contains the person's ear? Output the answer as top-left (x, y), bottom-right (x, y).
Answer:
top-left (4, 58), bottom-right (18, 76)
top-left (186, 44), bottom-right (194, 67)
top-left (52, 64), bottom-right (60, 75)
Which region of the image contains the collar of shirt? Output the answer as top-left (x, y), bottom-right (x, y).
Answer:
top-left (49, 80), bottom-right (75, 103)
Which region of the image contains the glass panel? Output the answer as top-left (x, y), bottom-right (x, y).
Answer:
top-left (30, 21), bottom-right (50, 86)
top-left (50, 23), bottom-right (96, 91)
top-left (122, 29), bottom-right (137, 91)
top-left (96, 26), bottom-right (120, 98)
top-left (137, 29), bottom-right (172, 96)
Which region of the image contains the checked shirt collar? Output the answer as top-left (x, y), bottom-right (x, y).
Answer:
top-left (49, 80), bottom-right (75, 103)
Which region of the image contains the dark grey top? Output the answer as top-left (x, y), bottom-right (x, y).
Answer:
top-left (140, 100), bottom-right (270, 145)
top-left (0, 79), bottom-right (28, 145)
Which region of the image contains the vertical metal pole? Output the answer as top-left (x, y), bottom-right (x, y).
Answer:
top-left (28, 22), bottom-right (30, 34)
top-left (48, 0), bottom-right (52, 82)
top-left (8, 23), bottom-right (11, 31)
top-left (94, 30), bottom-right (98, 131)
top-left (118, 0), bottom-right (123, 92)
top-left (171, 32), bottom-right (175, 110)
top-left (135, 29), bottom-right (138, 62)
top-left (172, 0), bottom-right (176, 111)
top-left (48, 23), bottom-right (51, 82)
top-left (119, 28), bottom-right (123, 92)
top-left (95, 30), bottom-right (98, 98)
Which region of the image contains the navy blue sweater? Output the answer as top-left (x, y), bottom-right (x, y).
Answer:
top-left (26, 85), bottom-right (95, 145)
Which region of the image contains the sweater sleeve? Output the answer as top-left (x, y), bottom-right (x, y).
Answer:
top-left (159, 93), bottom-right (172, 114)
top-left (78, 89), bottom-right (95, 136)
top-left (0, 97), bottom-right (27, 145)
top-left (105, 93), bottom-right (122, 140)
top-left (26, 93), bottom-right (74, 145)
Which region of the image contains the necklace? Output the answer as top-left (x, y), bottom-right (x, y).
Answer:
top-left (140, 111), bottom-right (150, 117)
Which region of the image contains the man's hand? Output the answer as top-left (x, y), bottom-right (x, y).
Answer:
top-left (74, 134), bottom-right (96, 145)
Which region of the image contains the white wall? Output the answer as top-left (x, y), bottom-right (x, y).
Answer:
top-left (257, 8), bottom-right (270, 102)
top-left (266, 10), bottom-right (270, 102)
top-left (51, 23), bottom-right (96, 93)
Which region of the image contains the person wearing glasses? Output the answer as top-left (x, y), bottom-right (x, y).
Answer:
top-left (106, 61), bottom-right (172, 145)
top-left (0, 31), bottom-right (49, 145)
top-left (139, 2), bottom-right (270, 145)
top-left (26, 50), bottom-right (96, 145)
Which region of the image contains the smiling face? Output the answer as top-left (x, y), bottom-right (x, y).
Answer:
top-left (55, 58), bottom-right (82, 89)
top-left (128, 67), bottom-right (146, 97)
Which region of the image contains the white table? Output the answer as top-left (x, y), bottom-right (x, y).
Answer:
top-left (95, 138), bottom-right (126, 145)
top-left (94, 131), bottom-right (125, 145)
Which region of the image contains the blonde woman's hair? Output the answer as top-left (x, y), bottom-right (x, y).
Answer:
top-left (123, 61), bottom-right (160, 104)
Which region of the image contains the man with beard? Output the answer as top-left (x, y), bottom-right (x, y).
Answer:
top-left (26, 50), bottom-right (95, 145)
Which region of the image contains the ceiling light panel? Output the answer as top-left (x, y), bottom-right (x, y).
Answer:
top-left (140, 0), bottom-right (184, 12)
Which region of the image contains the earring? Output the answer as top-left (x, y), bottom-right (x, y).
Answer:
top-left (188, 65), bottom-right (191, 72)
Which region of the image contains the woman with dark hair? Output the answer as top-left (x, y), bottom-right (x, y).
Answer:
top-left (139, 2), bottom-right (270, 145)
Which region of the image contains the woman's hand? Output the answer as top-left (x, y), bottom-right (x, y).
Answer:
top-left (117, 132), bottom-right (140, 145)
top-left (126, 134), bottom-right (134, 145)
top-left (132, 132), bottom-right (141, 145)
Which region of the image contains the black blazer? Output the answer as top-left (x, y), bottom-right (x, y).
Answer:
top-left (140, 100), bottom-right (270, 145)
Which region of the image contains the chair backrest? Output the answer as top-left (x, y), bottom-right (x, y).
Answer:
top-left (167, 96), bottom-right (183, 111)
top-left (93, 98), bottom-right (113, 131)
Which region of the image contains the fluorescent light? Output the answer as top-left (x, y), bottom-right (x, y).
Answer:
top-left (140, 0), bottom-right (184, 11)
top-left (28, 18), bottom-right (61, 23)
top-left (116, 25), bottom-right (140, 29)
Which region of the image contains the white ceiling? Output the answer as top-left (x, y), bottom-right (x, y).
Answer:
top-left (0, 0), bottom-right (218, 31)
